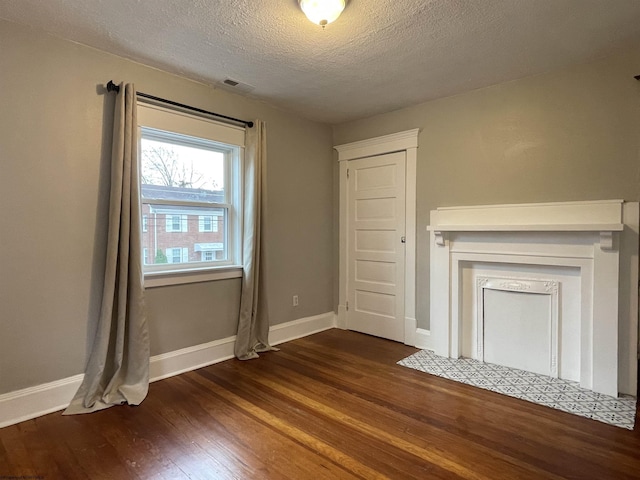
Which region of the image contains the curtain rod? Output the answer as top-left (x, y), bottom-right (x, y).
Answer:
top-left (106, 80), bottom-right (253, 128)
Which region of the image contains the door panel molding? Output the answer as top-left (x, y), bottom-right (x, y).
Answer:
top-left (335, 129), bottom-right (419, 346)
top-left (347, 153), bottom-right (406, 341)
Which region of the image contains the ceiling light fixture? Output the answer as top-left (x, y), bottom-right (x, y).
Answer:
top-left (298, 0), bottom-right (346, 28)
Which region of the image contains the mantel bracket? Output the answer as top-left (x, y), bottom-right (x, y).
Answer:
top-left (600, 231), bottom-right (614, 251)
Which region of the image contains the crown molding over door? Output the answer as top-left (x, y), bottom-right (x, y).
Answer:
top-left (335, 129), bottom-right (420, 346)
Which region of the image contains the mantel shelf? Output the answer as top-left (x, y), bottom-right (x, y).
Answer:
top-left (427, 223), bottom-right (624, 233)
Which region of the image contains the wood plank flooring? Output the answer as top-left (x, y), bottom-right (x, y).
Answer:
top-left (1, 329), bottom-right (639, 479)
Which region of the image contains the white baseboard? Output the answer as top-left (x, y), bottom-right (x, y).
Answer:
top-left (337, 305), bottom-right (347, 329)
top-left (149, 335), bottom-right (236, 383)
top-left (0, 311), bottom-right (336, 429)
top-left (404, 317), bottom-right (417, 346)
top-left (414, 328), bottom-right (434, 351)
top-left (404, 317), bottom-right (433, 351)
top-left (269, 311), bottom-right (336, 345)
top-left (0, 374), bottom-right (84, 429)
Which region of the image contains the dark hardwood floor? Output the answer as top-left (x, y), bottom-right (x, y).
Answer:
top-left (1, 329), bottom-right (639, 479)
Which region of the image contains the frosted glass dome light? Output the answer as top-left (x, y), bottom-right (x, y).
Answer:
top-left (299, 0), bottom-right (346, 27)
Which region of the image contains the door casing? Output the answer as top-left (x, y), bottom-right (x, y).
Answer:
top-left (335, 129), bottom-right (419, 346)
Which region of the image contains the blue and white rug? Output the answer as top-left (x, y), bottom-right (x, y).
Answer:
top-left (398, 350), bottom-right (637, 430)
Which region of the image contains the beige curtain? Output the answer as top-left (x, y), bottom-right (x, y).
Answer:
top-left (235, 120), bottom-right (277, 360)
top-left (65, 83), bottom-right (150, 414)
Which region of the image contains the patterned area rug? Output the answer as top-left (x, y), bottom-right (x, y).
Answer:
top-left (398, 350), bottom-right (637, 430)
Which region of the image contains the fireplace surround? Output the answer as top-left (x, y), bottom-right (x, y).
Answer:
top-left (428, 200), bottom-right (638, 397)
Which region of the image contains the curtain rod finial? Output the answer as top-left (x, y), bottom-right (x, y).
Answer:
top-left (106, 80), bottom-right (120, 93)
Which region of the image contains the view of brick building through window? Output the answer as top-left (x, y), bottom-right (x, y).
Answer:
top-left (141, 184), bottom-right (227, 266)
top-left (139, 135), bottom-right (231, 268)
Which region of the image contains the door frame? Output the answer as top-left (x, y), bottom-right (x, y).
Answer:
top-left (335, 129), bottom-right (419, 346)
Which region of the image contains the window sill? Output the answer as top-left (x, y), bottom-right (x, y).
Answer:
top-left (144, 266), bottom-right (243, 288)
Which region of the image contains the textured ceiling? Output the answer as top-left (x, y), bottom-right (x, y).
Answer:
top-left (2, 0), bottom-right (640, 124)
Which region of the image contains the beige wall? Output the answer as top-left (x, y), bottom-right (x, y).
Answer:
top-left (0, 20), bottom-right (334, 394)
top-left (333, 47), bottom-right (640, 330)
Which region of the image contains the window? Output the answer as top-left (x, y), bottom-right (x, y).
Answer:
top-left (166, 247), bottom-right (188, 264)
top-left (199, 215), bottom-right (218, 233)
top-left (166, 214), bottom-right (187, 232)
top-left (143, 248), bottom-right (149, 265)
top-left (137, 103), bottom-right (244, 279)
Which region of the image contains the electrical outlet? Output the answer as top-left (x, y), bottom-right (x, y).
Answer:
top-left (293, 295), bottom-right (299, 307)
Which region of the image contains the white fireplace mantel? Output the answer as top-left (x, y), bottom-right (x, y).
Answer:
top-left (428, 200), bottom-right (624, 249)
top-left (428, 199), bottom-right (638, 397)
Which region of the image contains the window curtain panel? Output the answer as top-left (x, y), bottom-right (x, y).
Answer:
top-left (65, 82), bottom-right (150, 414)
top-left (235, 120), bottom-right (277, 360)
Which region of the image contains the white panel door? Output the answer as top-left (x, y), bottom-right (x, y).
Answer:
top-left (347, 152), bottom-right (406, 341)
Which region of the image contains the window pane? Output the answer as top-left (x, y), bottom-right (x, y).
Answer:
top-left (140, 134), bottom-right (226, 203)
top-left (142, 205), bottom-right (228, 266)
top-left (137, 105), bottom-right (242, 276)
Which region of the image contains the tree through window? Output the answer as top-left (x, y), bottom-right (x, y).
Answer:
top-left (137, 103), bottom-right (243, 275)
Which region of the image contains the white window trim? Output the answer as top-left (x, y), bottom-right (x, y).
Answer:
top-left (138, 101), bottom-right (245, 286)
top-left (166, 214), bottom-right (187, 233)
top-left (144, 266), bottom-right (243, 288)
top-left (166, 247), bottom-right (187, 264)
top-left (199, 214), bottom-right (219, 233)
